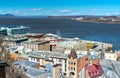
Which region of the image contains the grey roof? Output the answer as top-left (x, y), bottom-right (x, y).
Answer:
top-left (29, 51), bottom-right (68, 60)
top-left (102, 66), bottom-right (119, 78)
top-left (50, 52), bottom-right (67, 59)
top-left (24, 66), bottom-right (47, 76)
top-left (14, 60), bottom-right (39, 67)
top-left (77, 54), bottom-right (88, 58)
top-left (100, 59), bottom-right (120, 76)
top-left (52, 48), bottom-right (65, 53)
top-left (21, 40), bottom-right (50, 45)
top-left (44, 63), bottom-right (53, 77)
top-left (89, 55), bottom-right (100, 60)
top-left (56, 40), bottom-right (80, 48)
top-left (18, 54), bottom-right (29, 59)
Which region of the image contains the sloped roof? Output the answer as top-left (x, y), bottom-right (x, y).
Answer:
top-left (14, 60), bottom-right (39, 67)
top-left (68, 49), bottom-right (77, 59)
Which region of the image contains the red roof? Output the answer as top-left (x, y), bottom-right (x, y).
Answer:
top-left (87, 64), bottom-right (104, 78)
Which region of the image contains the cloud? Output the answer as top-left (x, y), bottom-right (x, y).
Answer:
top-left (32, 8), bottom-right (42, 11)
top-left (112, 11), bottom-right (119, 15)
top-left (104, 11), bottom-right (120, 16)
top-left (92, 9), bottom-right (100, 11)
top-left (105, 12), bottom-right (111, 16)
top-left (59, 10), bottom-right (72, 13)
top-left (14, 10), bottom-right (20, 13)
top-left (7, 8), bottom-right (43, 15)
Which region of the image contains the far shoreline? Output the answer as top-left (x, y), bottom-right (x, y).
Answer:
top-left (73, 20), bottom-right (120, 24)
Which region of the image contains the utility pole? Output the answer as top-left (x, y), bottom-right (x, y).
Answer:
top-left (101, 42), bottom-right (104, 59)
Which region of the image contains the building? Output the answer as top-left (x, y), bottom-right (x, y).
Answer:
top-left (53, 64), bottom-right (61, 78)
top-left (21, 40), bottom-right (50, 51)
top-left (104, 52), bottom-right (118, 61)
top-left (28, 49), bottom-right (90, 78)
top-left (2, 37), bottom-right (28, 48)
top-left (87, 64), bottom-right (104, 78)
top-left (0, 61), bottom-right (7, 78)
top-left (0, 29), bottom-right (7, 35)
top-left (14, 60), bottom-right (61, 78)
top-left (26, 33), bottom-right (45, 40)
top-left (67, 49), bottom-right (89, 78)
top-left (2, 40), bottom-right (16, 48)
top-left (0, 26), bottom-right (30, 36)
top-left (54, 38), bottom-right (87, 52)
top-left (13, 60), bottom-right (49, 78)
top-left (87, 55), bottom-right (104, 78)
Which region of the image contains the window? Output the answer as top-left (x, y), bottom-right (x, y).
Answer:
top-left (65, 60), bottom-right (67, 63)
top-left (85, 58), bottom-right (88, 61)
top-left (114, 55), bottom-right (116, 58)
top-left (64, 73), bottom-right (66, 75)
top-left (74, 62), bottom-right (76, 65)
top-left (69, 62), bottom-right (70, 64)
top-left (65, 63), bottom-right (67, 71)
top-left (70, 72), bottom-right (75, 75)
top-left (37, 58), bottom-right (40, 61)
top-left (68, 67), bottom-right (70, 70)
top-left (34, 58), bottom-right (36, 60)
top-left (59, 59), bottom-right (62, 62)
top-left (74, 67), bottom-right (75, 70)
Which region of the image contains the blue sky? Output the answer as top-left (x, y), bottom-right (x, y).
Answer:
top-left (0, 0), bottom-right (120, 16)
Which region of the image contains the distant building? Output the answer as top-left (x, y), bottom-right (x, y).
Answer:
top-left (104, 52), bottom-right (118, 61)
top-left (2, 40), bottom-right (16, 48)
top-left (21, 40), bottom-right (50, 51)
top-left (0, 29), bottom-right (7, 35)
top-left (0, 26), bottom-right (30, 36)
top-left (2, 38), bottom-right (28, 48)
top-left (54, 38), bottom-right (87, 52)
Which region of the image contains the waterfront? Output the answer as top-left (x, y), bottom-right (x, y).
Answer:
top-left (0, 18), bottom-right (120, 50)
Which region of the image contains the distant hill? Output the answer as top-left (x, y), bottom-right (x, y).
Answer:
top-left (0, 14), bottom-right (15, 18)
top-left (0, 14), bottom-right (48, 18)
top-left (0, 14), bottom-right (119, 19)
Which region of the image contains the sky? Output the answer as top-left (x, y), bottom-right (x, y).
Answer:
top-left (0, 0), bottom-right (120, 16)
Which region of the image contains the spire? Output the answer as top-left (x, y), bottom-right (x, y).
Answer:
top-left (68, 49), bottom-right (77, 59)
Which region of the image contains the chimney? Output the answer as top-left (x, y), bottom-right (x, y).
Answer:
top-left (0, 61), bottom-right (7, 78)
top-left (53, 64), bottom-right (60, 78)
